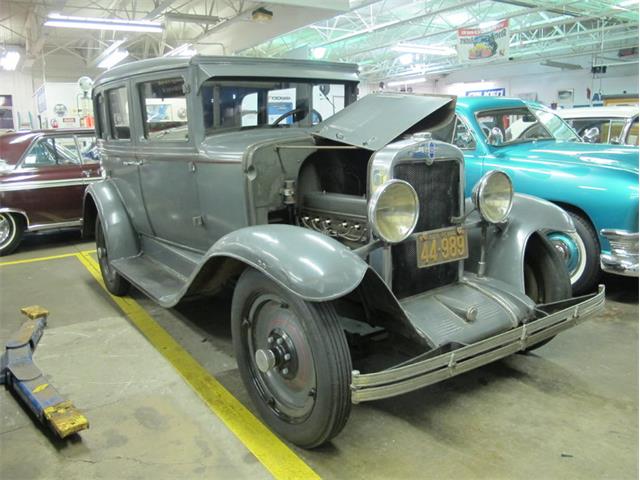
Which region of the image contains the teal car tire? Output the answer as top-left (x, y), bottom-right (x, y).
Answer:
top-left (548, 212), bottom-right (600, 296)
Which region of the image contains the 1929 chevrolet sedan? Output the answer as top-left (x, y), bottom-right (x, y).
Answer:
top-left (85, 56), bottom-right (604, 448)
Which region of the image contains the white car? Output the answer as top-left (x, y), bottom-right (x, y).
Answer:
top-left (557, 105), bottom-right (639, 146)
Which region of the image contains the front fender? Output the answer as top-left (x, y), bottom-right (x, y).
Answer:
top-left (85, 180), bottom-right (138, 260)
top-left (201, 224), bottom-right (369, 302)
top-left (465, 193), bottom-right (574, 293)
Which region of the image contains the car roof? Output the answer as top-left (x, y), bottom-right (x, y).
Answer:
top-left (455, 96), bottom-right (528, 114)
top-left (556, 105), bottom-right (639, 119)
top-left (93, 55), bottom-right (360, 89)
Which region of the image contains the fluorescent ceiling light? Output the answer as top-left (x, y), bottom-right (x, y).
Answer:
top-left (387, 77), bottom-right (425, 87)
top-left (44, 13), bottom-right (163, 33)
top-left (311, 47), bottom-right (327, 59)
top-left (0, 51), bottom-right (20, 71)
top-left (164, 43), bottom-right (197, 57)
top-left (479, 20), bottom-right (500, 29)
top-left (444, 11), bottom-right (472, 26)
top-left (392, 44), bottom-right (456, 56)
top-left (398, 53), bottom-right (414, 65)
top-left (619, 0), bottom-right (639, 5)
top-left (98, 49), bottom-right (129, 69)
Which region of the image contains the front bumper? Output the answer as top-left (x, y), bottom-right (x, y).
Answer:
top-left (351, 285), bottom-right (605, 403)
top-left (600, 229), bottom-right (639, 277)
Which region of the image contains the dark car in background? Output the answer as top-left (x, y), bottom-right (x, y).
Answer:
top-left (0, 129), bottom-right (101, 255)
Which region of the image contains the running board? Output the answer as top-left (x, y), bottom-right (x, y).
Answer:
top-left (351, 285), bottom-right (605, 403)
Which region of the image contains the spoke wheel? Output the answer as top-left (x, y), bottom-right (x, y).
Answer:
top-left (95, 216), bottom-right (130, 296)
top-left (0, 213), bottom-right (24, 256)
top-left (232, 268), bottom-right (352, 448)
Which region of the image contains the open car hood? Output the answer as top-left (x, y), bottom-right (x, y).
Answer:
top-left (312, 93), bottom-right (456, 151)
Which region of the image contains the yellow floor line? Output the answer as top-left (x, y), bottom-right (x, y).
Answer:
top-left (0, 252), bottom-right (81, 267)
top-left (75, 251), bottom-right (319, 480)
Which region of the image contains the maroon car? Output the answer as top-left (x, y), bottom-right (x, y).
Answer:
top-left (0, 129), bottom-right (101, 255)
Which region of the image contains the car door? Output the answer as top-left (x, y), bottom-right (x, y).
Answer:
top-left (8, 133), bottom-right (86, 225)
top-left (133, 72), bottom-right (210, 250)
top-left (100, 84), bottom-right (153, 236)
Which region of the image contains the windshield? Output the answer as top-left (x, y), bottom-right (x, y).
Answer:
top-left (201, 78), bottom-right (356, 135)
top-left (477, 106), bottom-right (580, 146)
top-left (531, 107), bottom-right (581, 142)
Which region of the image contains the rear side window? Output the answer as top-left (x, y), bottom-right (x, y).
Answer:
top-left (107, 87), bottom-right (130, 140)
top-left (139, 78), bottom-right (188, 141)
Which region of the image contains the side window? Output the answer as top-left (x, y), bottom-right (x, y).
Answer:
top-left (22, 136), bottom-right (80, 166)
top-left (107, 87), bottom-right (130, 140)
top-left (139, 78), bottom-right (188, 141)
top-left (627, 118), bottom-right (638, 146)
top-left (95, 93), bottom-right (110, 140)
top-left (453, 118), bottom-right (476, 150)
top-left (77, 135), bottom-right (99, 163)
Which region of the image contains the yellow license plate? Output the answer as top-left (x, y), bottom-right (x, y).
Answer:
top-left (416, 226), bottom-right (469, 268)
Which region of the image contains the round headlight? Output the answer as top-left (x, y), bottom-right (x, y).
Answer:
top-left (368, 179), bottom-right (419, 244)
top-left (472, 170), bottom-right (514, 224)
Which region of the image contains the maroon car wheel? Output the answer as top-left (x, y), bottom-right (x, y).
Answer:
top-left (0, 213), bottom-right (24, 256)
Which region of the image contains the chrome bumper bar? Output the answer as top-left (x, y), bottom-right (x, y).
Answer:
top-left (600, 229), bottom-right (638, 277)
top-left (351, 285), bottom-right (605, 403)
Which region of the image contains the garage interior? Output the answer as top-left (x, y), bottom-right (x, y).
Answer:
top-left (1, 1), bottom-right (639, 479)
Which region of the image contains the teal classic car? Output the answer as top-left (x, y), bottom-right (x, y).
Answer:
top-left (453, 96), bottom-right (638, 294)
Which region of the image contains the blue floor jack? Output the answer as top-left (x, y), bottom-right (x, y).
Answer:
top-left (1, 306), bottom-right (89, 438)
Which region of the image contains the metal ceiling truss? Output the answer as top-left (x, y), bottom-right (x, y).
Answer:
top-left (241, 0), bottom-right (639, 81)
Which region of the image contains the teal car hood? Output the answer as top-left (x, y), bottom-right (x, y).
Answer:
top-left (494, 141), bottom-right (639, 173)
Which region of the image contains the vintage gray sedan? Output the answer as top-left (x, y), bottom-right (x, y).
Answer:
top-left (85, 56), bottom-right (604, 448)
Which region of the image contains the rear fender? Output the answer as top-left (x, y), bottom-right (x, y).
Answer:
top-left (465, 193), bottom-right (574, 293)
top-left (85, 180), bottom-right (139, 260)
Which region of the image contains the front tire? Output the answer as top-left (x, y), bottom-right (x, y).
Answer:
top-left (0, 213), bottom-right (24, 256)
top-left (231, 268), bottom-right (352, 448)
top-left (547, 212), bottom-right (600, 295)
top-left (95, 216), bottom-right (130, 296)
top-left (522, 234), bottom-right (572, 352)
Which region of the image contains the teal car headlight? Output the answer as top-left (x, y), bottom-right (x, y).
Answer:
top-left (472, 170), bottom-right (514, 224)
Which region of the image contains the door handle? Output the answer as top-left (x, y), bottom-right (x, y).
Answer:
top-left (122, 160), bottom-right (143, 166)
top-left (81, 170), bottom-right (92, 177)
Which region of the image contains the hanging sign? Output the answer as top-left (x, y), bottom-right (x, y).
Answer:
top-left (457, 19), bottom-right (509, 63)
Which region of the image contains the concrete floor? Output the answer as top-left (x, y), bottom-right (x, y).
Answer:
top-left (1, 230), bottom-right (638, 479)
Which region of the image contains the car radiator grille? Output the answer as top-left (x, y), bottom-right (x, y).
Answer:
top-left (392, 160), bottom-right (461, 299)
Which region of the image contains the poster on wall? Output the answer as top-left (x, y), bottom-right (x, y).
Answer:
top-left (457, 20), bottom-right (509, 63)
top-left (0, 95), bottom-right (15, 130)
top-left (557, 89), bottom-right (574, 106)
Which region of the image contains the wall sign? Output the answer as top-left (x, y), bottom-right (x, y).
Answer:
top-left (465, 87), bottom-right (506, 97)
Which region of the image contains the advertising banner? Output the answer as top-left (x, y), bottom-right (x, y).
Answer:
top-left (465, 87), bottom-right (506, 97)
top-left (457, 19), bottom-right (509, 63)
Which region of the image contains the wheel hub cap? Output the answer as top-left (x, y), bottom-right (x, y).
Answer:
top-left (0, 215), bottom-right (10, 245)
top-left (548, 232), bottom-right (580, 273)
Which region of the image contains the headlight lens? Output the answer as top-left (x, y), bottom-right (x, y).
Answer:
top-left (368, 179), bottom-right (419, 244)
top-left (472, 170), bottom-right (514, 224)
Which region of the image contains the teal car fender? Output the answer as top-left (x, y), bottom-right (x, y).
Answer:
top-left (465, 193), bottom-right (575, 293)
